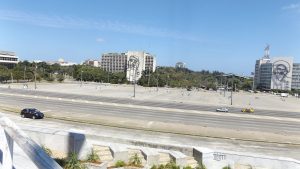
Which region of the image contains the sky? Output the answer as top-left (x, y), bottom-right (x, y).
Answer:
top-left (1, 0), bottom-right (300, 75)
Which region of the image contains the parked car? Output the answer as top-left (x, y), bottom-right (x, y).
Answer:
top-left (216, 107), bottom-right (229, 112)
top-left (241, 108), bottom-right (254, 113)
top-left (20, 108), bottom-right (44, 119)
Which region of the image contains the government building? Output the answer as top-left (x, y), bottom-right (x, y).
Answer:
top-left (101, 51), bottom-right (156, 82)
top-left (254, 46), bottom-right (300, 90)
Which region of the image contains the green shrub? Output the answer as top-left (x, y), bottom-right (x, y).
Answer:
top-left (41, 145), bottom-right (52, 157)
top-left (195, 162), bottom-right (207, 169)
top-left (65, 152), bottom-right (86, 169)
top-left (86, 148), bottom-right (100, 163)
top-left (165, 160), bottom-right (179, 169)
top-left (183, 166), bottom-right (193, 169)
top-left (45, 76), bottom-right (55, 82)
top-left (151, 165), bottom-right (158, 169)
top-left (54, 157), bottom-right (67, 167)
top-left (222, 165), bottom-right (232, 169)
top-left (129, 153), bottom-right (142, 166)
top-left (115, 160), bottom-right (126, 167)
top-left (158, 164), bottom-right (165, 169)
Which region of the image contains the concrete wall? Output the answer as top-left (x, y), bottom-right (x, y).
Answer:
top-left (22, 127), bottom-right (300, 169)
top-left (195, 147), bottom-right (300, 169)
top-left (24, 128), bottom-right (91, 159)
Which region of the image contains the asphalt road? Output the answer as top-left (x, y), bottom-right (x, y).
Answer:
top-left (1, 88), bottom-right (300, 119)
top-left (0, 89), bottom-right (299, 135)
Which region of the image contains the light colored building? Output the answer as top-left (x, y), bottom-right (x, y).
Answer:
top-left (0, 50), bottom-right (18, 68)
top-left (101, 53), bottom-right (127, 73)
top-left (126, 51), bottom-right (156, 82)
top-left (292, 63), bottom-right (300, 90)
top-left (57, 58), bottom-right (76, 66)
top-left (100, 51), bottom-right (156, 82)
top-left (175, 62), bottom-right (186, 69)
top-left (83, 59), bottom-right (100, 67)
top-left (254, 46), bottom-right (299, 90)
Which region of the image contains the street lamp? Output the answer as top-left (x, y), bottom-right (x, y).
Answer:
top-left (147, 68), bottom-right (151, 87)
top-left (80, 70), bottom-right (83, 87)
top-left (128, 56), bottom-right (139, 98)
top-left (156, 74), bottom-right (159, 91)
top-left (34, 65), bottom-right (37, 90)
top-left (10, 72), bottom-right (13, 84)
top-left (24, 66), bottom-right (26, 81)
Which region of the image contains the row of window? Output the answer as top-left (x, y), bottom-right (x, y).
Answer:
top-left (0, 57), bottom-right (18, 61)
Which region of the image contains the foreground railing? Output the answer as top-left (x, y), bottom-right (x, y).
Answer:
top-left (0, 115), bottom-right (62, 169)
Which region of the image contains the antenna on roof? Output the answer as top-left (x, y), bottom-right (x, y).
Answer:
top-left (263, 44), bottom-right (270, 59)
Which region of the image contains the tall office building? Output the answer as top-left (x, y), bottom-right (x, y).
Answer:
top-left (100, 51), bottom-right (156, 82)
top-left (0, 50), bottom-right (18, 68)
top-left (254, 46), bottom-right (299, 90)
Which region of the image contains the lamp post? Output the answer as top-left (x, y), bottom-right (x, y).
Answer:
top-left (34, 65), bottom-right (37, 90)
top-left (24, 66), bottom-right (26, 81)
top-left (147, 68), bottom-right (151, 87)
top-left (10, 72), bottom-right (13, 84)
top-left (156, 74), bottom-right (159, 91)
top-left (80, 70), bottom-right (83, 87)
top-left (231, 81), bottom-right (233, 105)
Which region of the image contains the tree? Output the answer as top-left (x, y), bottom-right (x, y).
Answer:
top-left (0, 65), bottom-right (10, 82)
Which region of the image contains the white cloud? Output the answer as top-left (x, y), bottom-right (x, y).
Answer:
top-left (282, 3), bottom-right (300, 10)
top-left (96, 38), bottom-right (105, 43)
top-left (0, 9), bottom-right (201, 42)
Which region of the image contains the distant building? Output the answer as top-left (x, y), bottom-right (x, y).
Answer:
top-left (254, 46), bottom-right (300, 90)
top-left (0, 50), bottom-right (18, 68)
top-left (100, 51), bottom-right (156, 82)
top-left (101, 53), bottom-right (127, 73)
top-left (175, 62), bottom-right (186, 69)
top-left (48, 58), bottom-right (76, 66)
top-left (83, 59), bottom-right (100, 67)
top-left (292, 63), bottom-right (300, 90)
top-left (126, 51), bottom-right (156, 82)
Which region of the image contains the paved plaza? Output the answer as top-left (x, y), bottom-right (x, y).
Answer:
top-left (2, 81), bottom-right (300, 112)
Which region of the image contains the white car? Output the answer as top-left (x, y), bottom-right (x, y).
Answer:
top-left (216, 107), bottom-right (229, 112)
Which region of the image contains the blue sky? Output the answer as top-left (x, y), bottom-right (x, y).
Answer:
top-left (1, 0), bottom-right (300, 75)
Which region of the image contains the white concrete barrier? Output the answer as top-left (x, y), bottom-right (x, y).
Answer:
top-left (194, 147), bottom-right (300, 169)
top-left (0, 115), bottom-right (62, 169)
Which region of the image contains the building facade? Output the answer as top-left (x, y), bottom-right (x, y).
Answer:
top-left (100, 51), bottom-right (156, 82)
top-left (254, 47), bottom-right (299, 90)
top-left (101, 53), bottom-right (127, 73)
top-left (126, 51), bottom-right (156, 82)
top-left (0, 51), bottom-right (18, 68)
top-left (292, 63), bottom-right (300, 90)
top-left (83, 59), bottom-right (101, 67)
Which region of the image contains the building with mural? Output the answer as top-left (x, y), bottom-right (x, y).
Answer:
top-left (101, 51), bottom-right (156, 82)
top-left (254, 46), bottom-right (300, 90)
